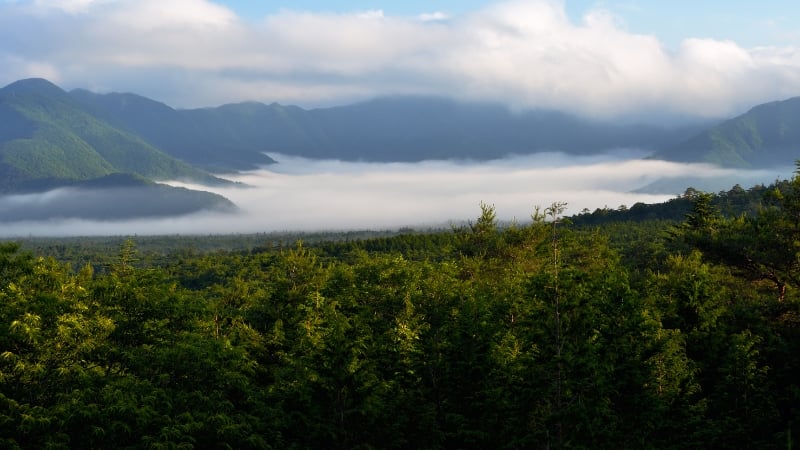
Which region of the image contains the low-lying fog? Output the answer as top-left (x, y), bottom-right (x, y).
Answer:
top-left (0, 153), bottom-right (791, 237)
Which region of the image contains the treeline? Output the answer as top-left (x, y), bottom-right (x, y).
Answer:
top-left (571, 182), bottom-right (776, 226)
top-left (1, 184), bottom-right (800, 448)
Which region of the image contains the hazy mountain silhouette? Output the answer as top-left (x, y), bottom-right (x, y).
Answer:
top-left (71, 91), bottom-right (706, 167)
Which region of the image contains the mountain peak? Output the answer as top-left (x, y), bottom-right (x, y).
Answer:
top-left (1, 78), bottom-right (66, 98)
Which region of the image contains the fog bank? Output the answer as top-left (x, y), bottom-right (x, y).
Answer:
top-left (0, 153), bottom-right (789, 237)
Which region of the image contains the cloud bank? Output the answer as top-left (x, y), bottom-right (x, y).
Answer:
top-left (2, 0), bottom-right (800, 120)
top-left (0, 154), bottom-right (788, 237)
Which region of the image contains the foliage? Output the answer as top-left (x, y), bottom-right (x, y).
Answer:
top-left (1, 192), bottom-right (799, 448)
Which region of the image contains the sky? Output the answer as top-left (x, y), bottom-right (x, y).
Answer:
top-left (2, 0), bottom-right (800, 120)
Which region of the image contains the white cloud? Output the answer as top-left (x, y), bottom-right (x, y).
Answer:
top-left (33, 0), bottom-right (101, 14)
top-left (419, 11), bottom-right (448, 22)
top-left (103, 0), bottom-right (237, 30)
top-left (1, 0), bottom-right (800, 119)
top-left (356, 9), bottom-right (384, 20)
top-left (0, 54), bottom-right (62, 83)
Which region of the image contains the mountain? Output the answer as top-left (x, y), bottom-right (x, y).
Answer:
top-left (655, 96), bottom-right (800, 168)
top-left (0, 78), bottom-right (225, 193)
top-left (0, 173), bottom-right (236, 222)
top-left (302, 97), bottom-right (704, 161)
top-left (72, 91), bottom-right (705, 168)
top-left (69, 89), bottom-right (278, 172)
top-left (0, 79), bottom-right (238, 221)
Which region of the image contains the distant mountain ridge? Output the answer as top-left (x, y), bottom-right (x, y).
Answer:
top-left (69, 89), bottom-right (279, 172)
top-left (69, 88), bottom-right (707, 169)
top-left (655, 96), bottom-right (800, 168)
top-left (4, 77), bottom-right (800, 196)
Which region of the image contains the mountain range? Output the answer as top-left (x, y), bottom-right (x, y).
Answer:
top-left (70, 90), bottom-right (707, 169)
top-left (2, 77), bottom-right (799, 222)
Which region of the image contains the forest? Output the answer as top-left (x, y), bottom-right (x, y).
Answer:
top-left (1, 172), bottom-right (800, 449)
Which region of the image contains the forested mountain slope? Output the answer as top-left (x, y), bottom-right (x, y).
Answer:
top-left (0, 79), bottom-right (237, 220)
top-left (0, 79), bottom-right (225, 193)
top-left (656, 96), bottom-right (800, 168)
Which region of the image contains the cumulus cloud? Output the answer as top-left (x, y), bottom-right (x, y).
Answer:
top-left (2, 0), bottom-right (800, 119)
top-left (0, 154), bottom-right (788, 237)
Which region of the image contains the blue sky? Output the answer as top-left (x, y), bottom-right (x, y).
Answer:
top-left (2, 0), bottom-right (800, 120)
top-left (219, 0), bottom-right (800, 49)
top-left (223, 1), bottom-right (494, 20)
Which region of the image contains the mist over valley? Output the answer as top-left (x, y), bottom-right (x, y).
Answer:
top-left (1, 75), bottom-right (800, 236)
top-left (0, 152), bottom-right (789, 237)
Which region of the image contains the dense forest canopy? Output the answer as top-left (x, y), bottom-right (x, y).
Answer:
top-left (1, 172), bottom-right (800, 448)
